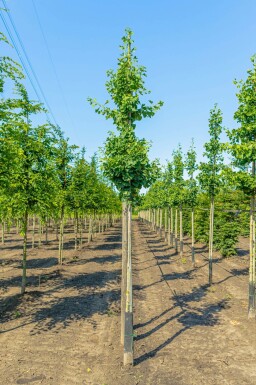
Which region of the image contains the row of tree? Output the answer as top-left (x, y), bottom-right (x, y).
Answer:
top-left (139, 55), bottom-right (256, 319)
top-left (0, 32), bottom-right (121, 294)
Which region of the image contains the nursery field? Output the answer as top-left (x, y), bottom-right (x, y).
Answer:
top-left (1, 219), bottom-right (256, 385)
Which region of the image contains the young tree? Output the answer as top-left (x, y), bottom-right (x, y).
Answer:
top-left (89, 28), bottom-right (162, 365)
top-left (185, 140), bottom-right (198, 263)
top-left (1, 82), bottom-right (57, 294)
top-left (172, 145), bottom-right (185, 256)
top-left (199, 105), bottom-right (224, 285)
top-left (54, 133), bottom-right (77, 264)
top-left (227, 55), bottom-right (256, 318)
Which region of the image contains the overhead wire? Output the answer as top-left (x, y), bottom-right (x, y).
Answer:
top-left (31, 0), bottom-right (75, 130)
top-left (0, 0), bottom-right (58, 125)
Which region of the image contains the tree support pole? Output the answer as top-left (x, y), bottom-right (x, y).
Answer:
top-left (121, 202), bottom-right (128, 344)
top-left (124, 203), bottom-right (133, 366)
top-left (191, 208), bottom-right (195, 264)
top-left (209, 196), bottom-right (214, 285)
top-left (249, 161), bottom-right (256, 318)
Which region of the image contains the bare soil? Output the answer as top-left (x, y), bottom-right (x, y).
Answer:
top-left (1, 219), bottom-right (256, 385)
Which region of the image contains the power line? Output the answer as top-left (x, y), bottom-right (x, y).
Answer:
top-left (31, 0), bottom-right (75, 130)
top-left (0, 1), bottom-right (58, 126)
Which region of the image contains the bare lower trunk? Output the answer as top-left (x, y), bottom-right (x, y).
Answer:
top-left (124, 203), bottom-right (133, 366)
top-left (32, 215), bottom-right (35, 249)
top-left (248, 160), bottom-right (256, 318)
top-left (209, 196), bottom-right (214, 286)
top-left (79, 217), bottom-right (83, 248)
top-left (58, 206), bottom-right (64, 265)
top-left (121, 202), bottom-right (128, 345)
top-left (168, 207), bottom-right (171, 246)
top-left (175, 209), bottom-right (178, 253)
top-left (179, 205), bottom-right (183, 258)
top-left (74, 212), bottom-right (78, 250)
top-left (38, 219), bottom-right (42, 248)
top-left (159, 208), bottom-right (163, 238)
top-left (1, 221), bottom-right (4, 245)
top-left (88, 216), bottom-right (93, 243)
top-left (45, 219), bottom-right (48, 245)
top-left (170, 207), bottom-right (174, 247)
top-left (191, 208), bottom-right (195, 264)
top-left (21, 209), bottom-right (28, 295)
top-left (164, 208), bottom-right (168, 242)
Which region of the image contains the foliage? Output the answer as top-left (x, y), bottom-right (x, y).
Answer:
top-left (227, 55), bottom-right (256, 195)
top-left (102, 129), bottom-right (159, 201)
top-left (88, 28), bottom-right (163, 132)
top-left (199, 105), bottom-right (224, 197)
top-left (89, 28), bottom-right (162, 202)
top-left (185, 139), bottom-right (198, 207)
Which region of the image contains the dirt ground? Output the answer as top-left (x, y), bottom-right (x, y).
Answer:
top-left (1, 219), bottom-right (256, 385)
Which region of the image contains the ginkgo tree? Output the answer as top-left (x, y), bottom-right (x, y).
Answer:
top-left (0, 81), bottom-right (57, 294)
top-left (227, 55), bottom-right (256, 318)
top-left (89, 28), bottom-right (162, 365)
top-left (199, 104), bottom-right (224, 285)
top-left (185, 140), bottom-right (198, 263)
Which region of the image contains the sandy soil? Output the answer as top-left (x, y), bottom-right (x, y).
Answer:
top-left (1, 219), bottom-right (256, 385)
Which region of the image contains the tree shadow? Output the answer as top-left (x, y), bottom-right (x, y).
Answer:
top-left (214, 266), bottom-right (248, 285)
top-left (158, 261), bottom-right (172, 266)
top-left (0, 274), bottom-right (43, 290)
top-left (163, 270), bottom-right (194, 281)
top-left (229, 267), bottom-right (248, 276)
top-left (66, 254), bottom-right (121, 265)
top-left (0, 258), bottom-right (20, 266)
top-left (26, 257), bottom-right (58, 269)
top-left (90, 242), bottom-right (122, 251)
top-left (133, 279), bottom-right (163, 293)
top-left (0, 290), bottom-right (43, 324)
top-left (30, 288), bottom-right (120, 335)
top-left (134, 284), bottom-right (230, 365)
top-left (1, 268), bottom-right (121, 333)
top-left (61, 269), bottom-right (121, 290)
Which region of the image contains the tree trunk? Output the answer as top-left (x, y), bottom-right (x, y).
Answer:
top-left (38, 218), bottom-right (42, 248)
top-left (170, 207), bottom-right (174, 247)
top-left (55, 221), bottom-right (59, 241)
top-left (88, 215), bottom-right (92, 243)
top-left (21, 209), bottom-right (28, 295)
top-left (164, 208), bottom-right (168, 242)
top-left (209, 196), bottom-right (214, 285)
top-left (1, 221), bottom-right (4, 245)
top-left (159, 208), bottom-right (163, 238)
top-left (45, 219), bottom-right (48, 245)
top-left (175, 209), bottom-right (178, 253)
top-left (58, 206), bottom-right (64, 265)
top-left (79, 217), bottom-right (83, 248)
top-left (74, 211), bottom-right (78, 250)
top-left (191, 208), bottom-right (195, 264)
top-left (168, 207), bottom-right (171, 246)
top-left (124, 203), bottom-right (133, 366)
top-left (121, 202), bottom-right (128, 345)
top-left (248, 160), bottom-right (256, 318)
top-left (32, 214), bottom-right (35, 249)
top-left (180, 205), bottom-right (183, 258)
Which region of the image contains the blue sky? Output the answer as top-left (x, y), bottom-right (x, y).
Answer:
top-left (1, 0), bottom-right (256, 165)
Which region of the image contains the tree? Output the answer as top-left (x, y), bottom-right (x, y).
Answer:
top-left (172, 145), bottom-right (185, 257)
top-left (185, 140), bottom-right (198, 263)
top-left (54, 133), bottom-right (77, 264)
top-left (88, 28), bottom-right (162, 365)
top-left (0, 82), bottom-right (57, 294)
top-left (199, 105), bottom-right (224, 285)
top-left (227, 55), bottom-right (256, 318)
